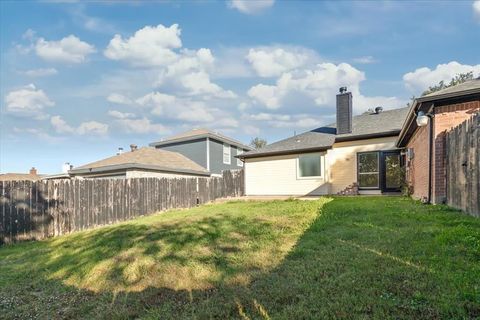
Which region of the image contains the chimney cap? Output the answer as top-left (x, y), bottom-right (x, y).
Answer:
top-left (29, 167), bottom-right (37, 175)
top-left (339, 86), bottom-right (348, 94)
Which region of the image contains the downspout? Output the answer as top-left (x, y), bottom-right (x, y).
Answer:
top-left (427, 104), bottom-right (435, 204)
top-left (206, 137), bottom-right (210, 171)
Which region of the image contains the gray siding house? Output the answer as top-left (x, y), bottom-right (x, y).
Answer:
top-left (149, 129), bottom-right (253, 175)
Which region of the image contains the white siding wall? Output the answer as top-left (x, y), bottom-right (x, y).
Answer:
top-left (244, 136), bottom-right (398, 196)
top-left (326, 136), bottom-right (397, 194)
top-left (245, 152), bottom-right (328, 196)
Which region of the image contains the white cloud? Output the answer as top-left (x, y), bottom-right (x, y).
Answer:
top-left (50, 115), bottom-right (109, 136)
top-left (246, 47), bottom-right (315, 77)
top-left (246, 112), bottom-right (291, 121)
top-left (247, 83), bottom-right (280, 109)
top-left (228, 0), bottom-right (274, 14)
top-left (474, 1), bottom-right (480, 21)
top-left (135, 91), bottom-right (225, 123)
top-left (176, 102), bottom-right (215, 122)
top-left (35, 35), bottom-right (96, 63)
top-left (135, 91), bottom-right (176, 114)
top-left (108, 110), bottom-right (136, 119)
top-left (155, 48), bottom-right (236, 99)
top-left (23, 68), bottom-right (58, 77)
top-left (243, 125), bottom-right (260, 136)
top-left (271, 116), bottom-right (321, 129)
top-left (13, 127), bottom-right (63, 143)
top-left (77, 121), bottom-right (108, 135)
top-left (105, 25), bottom-right (233, 99)
top-left (352, 56), bottom-right (377, 64)
top-left (22, 28), bottom-right (36, 41)
top-left (104, 24), bottom-right (181, 67)
top-left (51, 115), bottom-right (75, 133)
top-left (114, 117), bottom-right (169, 134)
top-left (179, 71), bottom-right (237, 98)
top-left (70, 5), bottom-right (117, 34)
top-left (4, 84), bottom-right (54, 118)
top-left (107, 93), bottom-right (133, 105)
top-left (247, 62), bottom-right (405, 113)
top-left (248, 63), bottom-right (365, 109)
top-left (403, 61), bottom-right (480, 93)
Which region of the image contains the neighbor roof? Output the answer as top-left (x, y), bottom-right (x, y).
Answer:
top-left (0, 173), bottom-right (43, 181)
top-left (240, 107), bottom-right (409, 159)
top-left (149, 128), bottom-right (253, 151)
top-left (69, 147), bottom-right (210, 176)
top-left (397, 79), bottom-right (480, 147)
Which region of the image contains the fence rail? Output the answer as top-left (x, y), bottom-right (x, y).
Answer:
top-left (446, 113), bottom-right (479, 217)
top-left (0, 170), bottom-right (244, 244)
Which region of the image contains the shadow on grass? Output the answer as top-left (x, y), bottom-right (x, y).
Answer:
top-left (1, 197), bottom-right (479, 319)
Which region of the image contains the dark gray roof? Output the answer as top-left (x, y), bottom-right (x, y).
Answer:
top-left (240, 107), bottom-right (409, 158)
top-left (420, 78), bottom-right (480, 101)
top-left (149, 128), bottom-right (253, 151)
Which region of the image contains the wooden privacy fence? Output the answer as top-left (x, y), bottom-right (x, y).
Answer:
top-left (446, 113), bottom-right (479, 217)
top-left (0, 170), bottom-right (244, 244)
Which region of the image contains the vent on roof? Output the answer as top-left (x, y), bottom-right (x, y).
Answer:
top-left (62, 162), bottom-right (72, 173)
top-left (375, 106), bottom-right (383, 114)
top-left (130, 144), bottom-right (138, 152)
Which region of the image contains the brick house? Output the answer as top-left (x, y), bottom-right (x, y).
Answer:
top-left (396, 79), bottom-right (480, 204)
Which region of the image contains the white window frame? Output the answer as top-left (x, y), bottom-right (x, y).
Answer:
top-left (237, 148), bottom-right (243, 167)
top-left (296, 153), bottom-right (322, 179)
top-left (223, 143), bottom-right (231, 164)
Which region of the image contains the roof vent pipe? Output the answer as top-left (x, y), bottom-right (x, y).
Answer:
top-left (375, 106), bottom-right (383, 114)
top-left (117, 147), bottom-right (124, 155)
top-left (130, 144), bottom-right (138, 152)
top-left (62, 162), bottom-right (71, 173)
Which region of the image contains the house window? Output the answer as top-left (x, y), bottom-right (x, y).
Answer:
top-left (298, 153), bottom-right (321, 178)
top-left (223, 144), bottom-right (231, 164)
top-left (237, 148), bottom-right (243, 167)
top-left (357, 152), bottom-right (379, 188)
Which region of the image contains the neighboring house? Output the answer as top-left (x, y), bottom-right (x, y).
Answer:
top-left (0, 167), bottom-right (42, 181)
top-left (149, 129), bottom-right (253, 175)
top-left (239, 88), bottom-right (409, 196)
top-left (397, 78), bottom-right (480, 204)
top-left (68, 146), bottom-right (210, 179)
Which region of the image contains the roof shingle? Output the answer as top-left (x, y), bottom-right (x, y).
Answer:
top-left (241, 107), bottom-right (409, 158)
top-left (70, 147), bottom-right (209, 175)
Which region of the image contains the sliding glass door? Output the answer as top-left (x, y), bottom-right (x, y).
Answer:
top-left (357, 150), bottom-right (402, 192)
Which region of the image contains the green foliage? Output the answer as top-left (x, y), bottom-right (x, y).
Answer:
top-left (1, 197), bottom-right (479, 319)
top-left (249, 137), bottom-right (267, 149)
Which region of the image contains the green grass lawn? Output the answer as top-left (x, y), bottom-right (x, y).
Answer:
top-left (1, 197), bottom-right (479, 319)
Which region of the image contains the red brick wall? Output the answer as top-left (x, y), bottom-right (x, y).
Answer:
top-left (406, 125), bottom-right (429, 201)
top-left (432, 100), bottom-right (480, 203)
top-left (406, 99), bottom-right (479, 203)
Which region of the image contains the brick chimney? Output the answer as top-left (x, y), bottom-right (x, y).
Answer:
top-left (336, 87), bottom-right (353, 134)
top-left (29, 167), bottom-right (37, 175)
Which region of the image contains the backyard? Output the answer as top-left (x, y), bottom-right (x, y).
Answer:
top-left (0, 196), bottom-right (479, 319)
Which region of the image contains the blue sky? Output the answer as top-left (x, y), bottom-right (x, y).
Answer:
top-left (1, 0), bottom-right (479, 174)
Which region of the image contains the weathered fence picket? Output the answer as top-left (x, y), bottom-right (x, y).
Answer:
top-left (446, 113), bottom-right (480, 217)
top-left (0, 170), bottom-right (244, 244)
